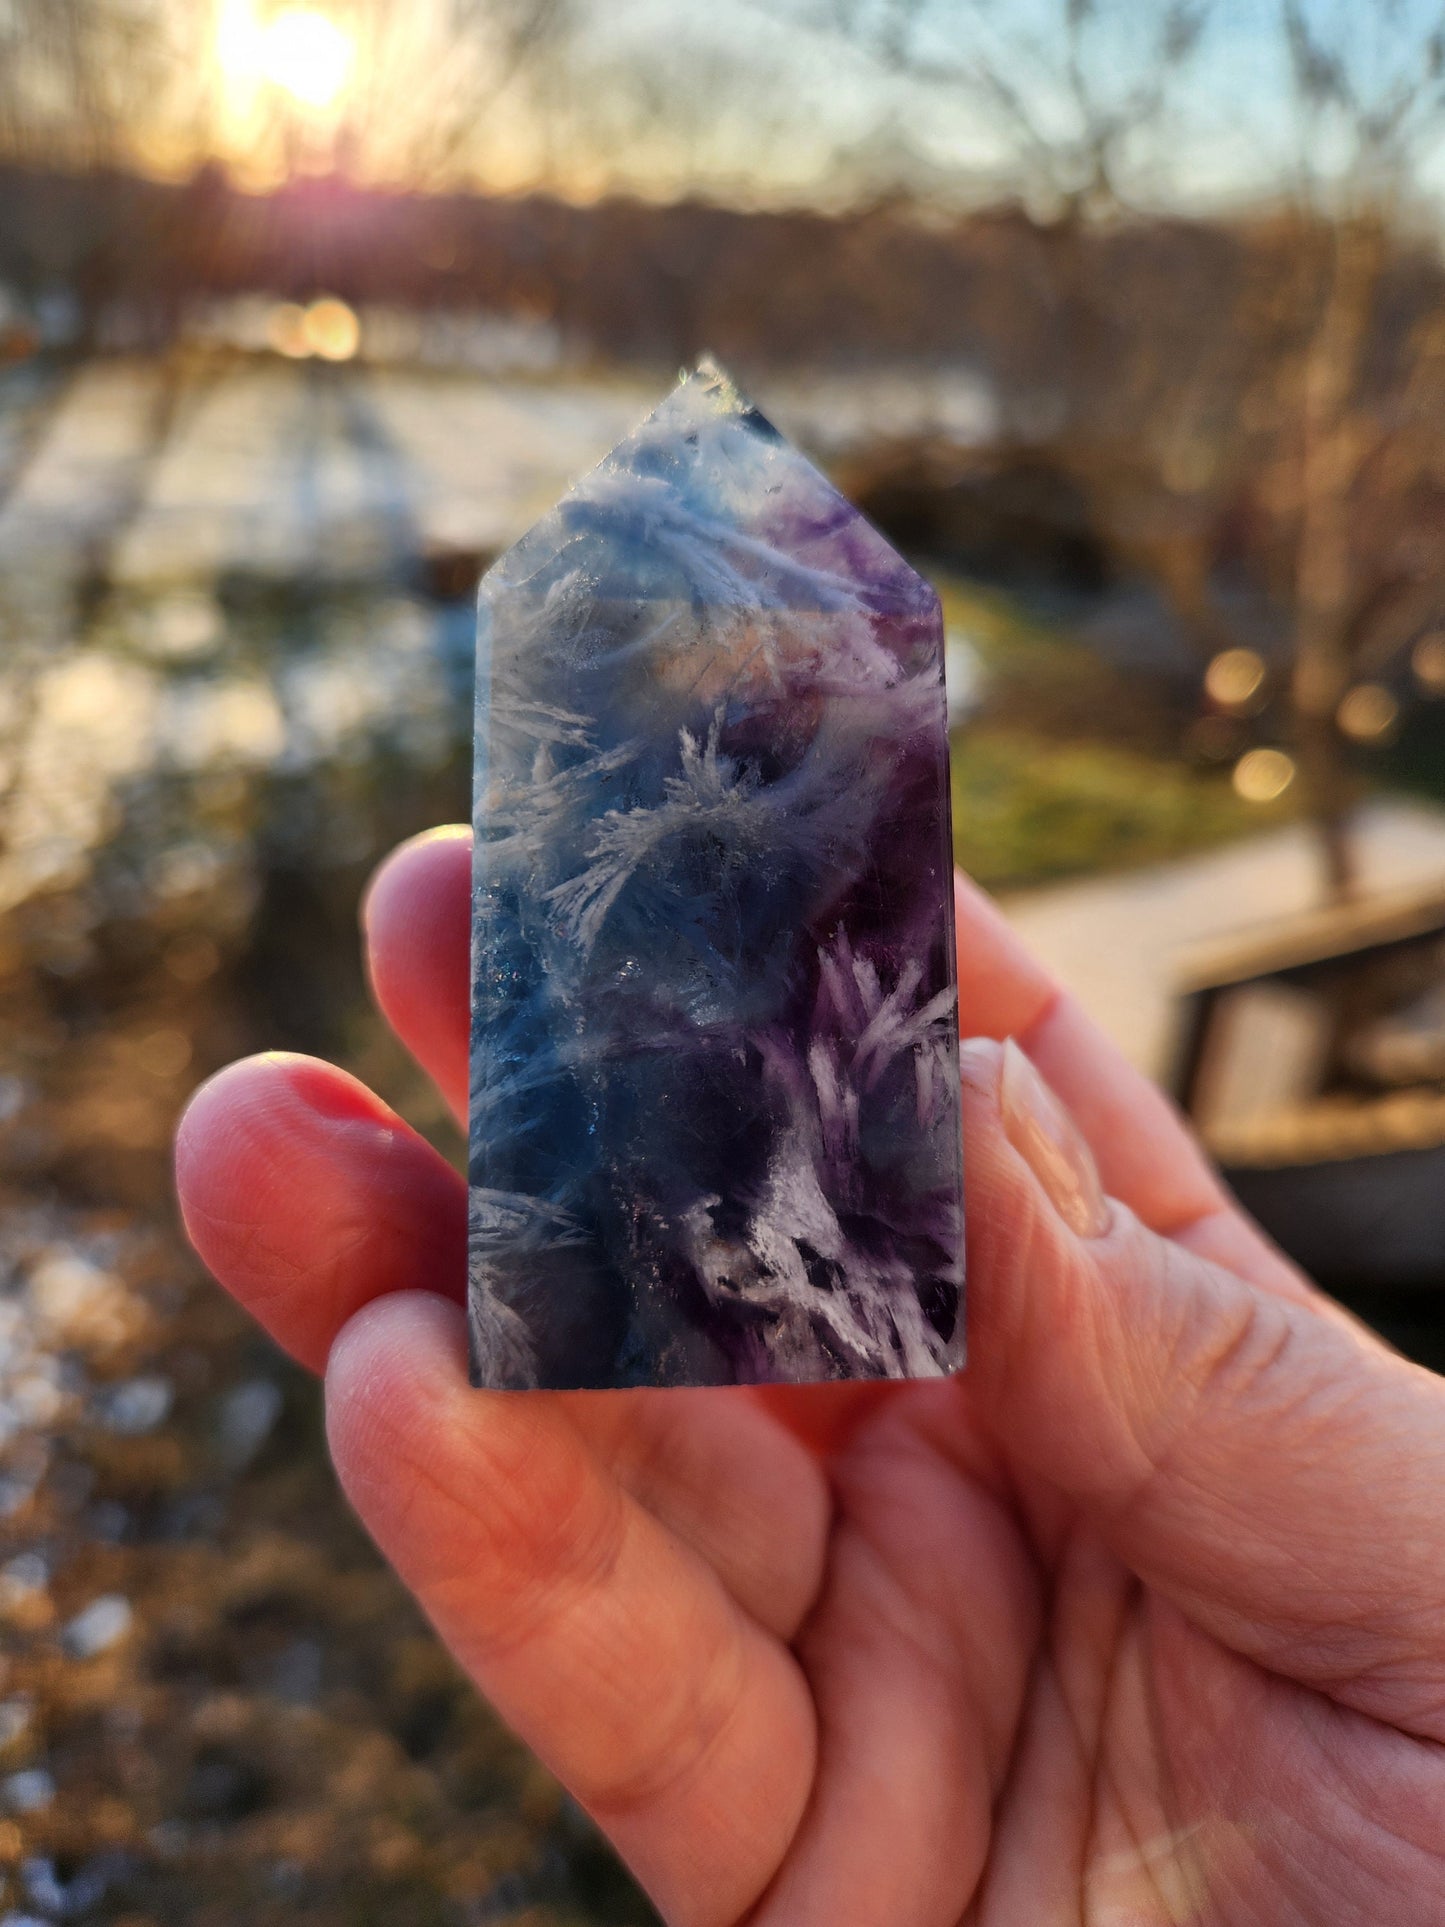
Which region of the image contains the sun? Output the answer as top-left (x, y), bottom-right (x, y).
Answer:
top-left (216, 3), bottom-right (356, 115)
top-left (261, 8), bottom-right (354, 109)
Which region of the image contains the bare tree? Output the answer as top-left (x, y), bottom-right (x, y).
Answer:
top-left (326, 0), bottom-right (580, 189)
top-left (793, 0), bottom-right (1445, 902)
top-left (1109, 5), bottom-right (1445, 898)
top-left (787, 0), bottom-right (1210, 217)
top-left (1257, 5), bottom-right (1445, 895)
top-left (0, 0), bottom-right (189, 168)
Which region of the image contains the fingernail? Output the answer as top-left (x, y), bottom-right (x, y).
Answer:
top-left (999, 1037), bottom-right (1111, 1239)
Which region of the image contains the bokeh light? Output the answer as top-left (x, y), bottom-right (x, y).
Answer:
top-left (1184, 713), bottom-right (1244, 762)
top-left (1413, 631), bottom-right (1445, 696)
top-left (1204, 647), bottom-right (1267, 711)
top-left (265, 301), bottom-right (311, 358)
top-left (264, 298), bottom-right (361, 360)
top-left (303, 297), bottom-right (361, 361)
top-left (1232, 746), bottom-right (1296, 802)
top-left (1337, 682), bottom-right (1399, 744)
top-left (134, 1028), bottom-right (194, 1079)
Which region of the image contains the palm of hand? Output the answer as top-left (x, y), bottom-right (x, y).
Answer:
top-left (177, 830), bottom-right (1445, 1926)
top-left (786, 1395), bottom-right (1441, 1925)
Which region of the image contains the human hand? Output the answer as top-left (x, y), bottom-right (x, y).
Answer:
top-left (175, 826), bottom-right (1445, 1925)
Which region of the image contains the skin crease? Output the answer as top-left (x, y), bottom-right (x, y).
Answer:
top-left (174, 825), bottom-right (1445, 1927)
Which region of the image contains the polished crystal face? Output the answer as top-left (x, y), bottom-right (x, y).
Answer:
top-left (469, 362), bottom-right (963, 1389)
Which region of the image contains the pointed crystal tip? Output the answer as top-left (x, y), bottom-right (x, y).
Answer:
top-left (690, 353), bottom-right (737, 397)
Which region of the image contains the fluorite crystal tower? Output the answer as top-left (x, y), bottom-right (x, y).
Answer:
top-left (469, 364), bottom-right (963, 1389)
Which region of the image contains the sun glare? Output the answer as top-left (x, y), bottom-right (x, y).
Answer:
top-left (216, 3), bottom-right (356, 116)
top-left (262, 9), bottom-right (354, 109)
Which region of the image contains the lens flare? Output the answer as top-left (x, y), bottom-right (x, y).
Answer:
top-left (263, 298), bottom-right (360, 361)
top-left (1204, 647), bottom-right (1266, 711)
top-left (265, 303), bottom-right (311, 358)
top-left (303, 298), bottom-right (360, 361)
top-left (1336, 683), bottom-right (1399, 744)
top-left (1232, 747), bottom-right (1295, 803)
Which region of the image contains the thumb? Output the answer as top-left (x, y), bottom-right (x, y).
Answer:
top-left (961, 1036), bottom-right (1445, 1742)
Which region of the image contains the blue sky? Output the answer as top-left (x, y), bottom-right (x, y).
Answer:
top-left (537, 0), bottom-right (1445, 213)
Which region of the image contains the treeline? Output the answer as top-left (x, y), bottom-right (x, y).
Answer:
top-left (0, 161), bottom-right (1353, 374)
top-left (0, 163), bottom-right (1005, 363)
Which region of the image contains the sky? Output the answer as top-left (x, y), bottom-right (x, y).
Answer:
top-left (15, 0), bottom-right (1445, 215)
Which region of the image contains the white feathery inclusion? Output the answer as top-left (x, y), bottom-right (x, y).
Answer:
top-left (468, 363), bottom-right (963, 1389)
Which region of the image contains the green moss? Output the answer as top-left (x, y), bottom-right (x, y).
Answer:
top-left (933, 571), bottom-right (1298, 887)
top-left (951, 728), bottom-right (1288, 889)
top-left (934, 575), bottom-right (1065, 666)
